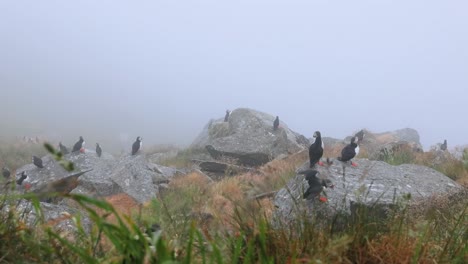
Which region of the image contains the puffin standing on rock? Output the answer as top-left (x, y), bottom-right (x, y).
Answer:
top-left (224, 110), bottom-right (230, 122)
top-left (441, 140), bottom-right (447, 151)
top-left (96, 143), bottom-right (102, 157)
top-left (299, 169), bottom-right (333, 202)
top-left (309, 131), bottom-right (324, 167)
top-left (338, 136), bottom-right (359, 167)
top-left (273, 116), bottom-right (280, 131)
top-left (16, 171), bottom-right (27, 185)
top-left (59, 142), bottom-right (69, 154)
top-left (72, 136), bottom-right (85, 153)
top-left (132, 137), bottom-right (142, 155)
top-left (32, 155), bottom-right (44, 168)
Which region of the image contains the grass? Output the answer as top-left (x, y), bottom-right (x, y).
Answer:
top-left (0, 144), bottom-right (467, 263)
top-left (0, 140), bottom-right (47, 170)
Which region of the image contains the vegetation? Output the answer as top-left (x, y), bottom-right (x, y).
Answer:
top-left (0, 140), bottom-right (47, 170)
top-left (0, 144), bottom-right (467, 263)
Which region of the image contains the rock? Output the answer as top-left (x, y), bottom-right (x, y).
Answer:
top-left (197, 160), bottom-right (251, 180)
top-left (341, 128), bottom-right (423, 160)
top-left (274, 158), bottom-right (464, 226)
top-left (371, 140), bottom-right (423, 161)
top-left (110, 155), bottom-right (159, 204)
top-left (191, 108), bottom-right (309, 166)
top-left (13, 149), bottom-right (180, 204)
top-left (5, 199), bottom-right (92, 235)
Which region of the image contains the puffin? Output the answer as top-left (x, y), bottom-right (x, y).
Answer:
top-left (96, 143), bottom-right (102, 157)
top-left (2, 167), bottom-right (10, 178)
top-left (224, 110), bottom-right (231, 122)
top-left (309, 131), bottom-right (324, 167)
top-left (355, 130), bottom-right (365, 142)
top-left (441, 140), bottom-right (447, 151)
top-left (338, 136), bottom-right (359, 166)
top-left (59, 142), bottom-right (69, 154)
top-left (32, 155), bottom-right (44, 168)
top-left (72, 136), bottom-right (85, 153)
top-left (273, 116), bottom-right (280, 131)
top-left (298, 169), bottom-right (333, 200)
top-left (16, 171), bottom-right (27, 185)
top-left (132, 137), bottom-right (142, 155)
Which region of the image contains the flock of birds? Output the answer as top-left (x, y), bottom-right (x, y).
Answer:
top-left (1, 136), bottom-right (144, 187)
top-left (302, 130), bottom-right (364, 200)
top-left (2, 110), bottom-right (450, 201)
top-left (224, 109), bottom-right (363, 201)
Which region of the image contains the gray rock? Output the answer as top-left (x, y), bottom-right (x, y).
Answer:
top-left (14, 149), bottom-right (180, 204)
top-left (110, 155), bottom-right (159, 204)
top-left (371, 140), bottom-right (423, 161)
top-left (191, 108), bottom-right (309, 166)
top-left (6, 199), bottom-right (92, 235)
top-left (274, 158), bottom-right (463, 226)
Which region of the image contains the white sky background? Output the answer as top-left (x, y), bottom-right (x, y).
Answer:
top-left (0, 0), bottom-right (466, 150)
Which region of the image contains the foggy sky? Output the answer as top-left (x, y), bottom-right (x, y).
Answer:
top-left (1, 1), bottom-right (467, 151)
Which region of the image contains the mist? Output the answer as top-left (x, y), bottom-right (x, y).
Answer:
top-left (1, 1), bottom-right (467, 151)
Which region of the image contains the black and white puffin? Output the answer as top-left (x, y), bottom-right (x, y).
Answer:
top-left (96, 143), bottom-right (102, 157)
top-left (2, 167), bottom-right (10, 178)
top-left (32, 155), bottom-right (44, 168)
top-left (273, 116), bottom-right (279, 131)
top-left (309, 131), bottom-right (324, 167)
top-left (224, 110), bottom-right (230, 122)
top-left (298, 169), bottom-right (333, 200)
top-left (338, 136), bottom-right (359, 167)
top-left (441, 140), bottom-right (447, 151)
top-left (72, 136), bottom-right (85, 153)
top-left (59, 142), bottom-right (69, 154)
top-left (16, 171), bottom-right (27, 185)
top-left (132, 136), bottom-right (142, 155)
top-left (355, 130), bottom-right (365, 142)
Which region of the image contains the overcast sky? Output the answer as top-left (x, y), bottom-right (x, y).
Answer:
top-left (0, 0), bottom-right (466, 150)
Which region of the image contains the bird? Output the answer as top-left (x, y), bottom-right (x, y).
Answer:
top-left (32, 169), bottom-right (93, 203)
top-left (355, 130), bottom-right (365, 142)
top-left (298, 169), bottom-right (333, 200)
top-left (32, 155), bottom-right (44, 168)
top-left (59, 142), bottom-right (69, 154)
top-left (273, 116), bottom-right (280, 131)
top-left (441, 140), bottom-right (447, 151)
top-left (16, 171), bottom-right (27, 185)
top-left (2, 167), bottom-right (10, 178)
top-left (96, 143), bottom-right (102, 157)
top-left (72, 136), bottom-right (85, 153)
top-left (132, 136), bottom-right (142, 155)
top-left (338, 136), bottom-right (359, 167)
top-left (224, 110), bottom-right (231, 122)
top-left (309, 131), bottom-right (324, 167)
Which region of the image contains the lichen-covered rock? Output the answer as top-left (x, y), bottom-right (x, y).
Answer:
top-left (274, 158), bottom-right (463, 226)
top-left (191, 108), bottom-right (309, 166)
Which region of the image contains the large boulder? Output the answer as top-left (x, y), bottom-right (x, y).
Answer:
top-left (13, 150), bottom-right (180, 204)
top-left (191, 108), bottom-right (309, 166)
top-left (274, 158), bottom-right (464, 225)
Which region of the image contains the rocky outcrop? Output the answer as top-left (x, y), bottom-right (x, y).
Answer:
top-left (191, 108), bottom-right (309, 166)
top-left (274, 158), bottom-right (464, 226)
top-left (12, 150), bottom-right (183, 204)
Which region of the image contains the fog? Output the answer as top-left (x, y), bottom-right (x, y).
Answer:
top-left (1, 1), bottom-right (467, 152)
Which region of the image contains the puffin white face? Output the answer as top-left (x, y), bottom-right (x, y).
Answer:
top-left (313, 132), bottom-right (317, 138)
